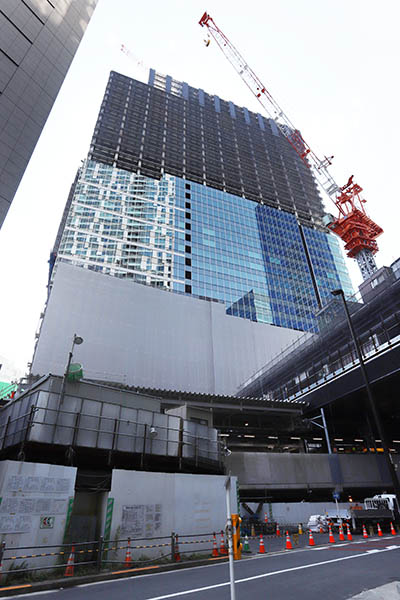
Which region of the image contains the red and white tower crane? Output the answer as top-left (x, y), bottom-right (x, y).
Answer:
top-left (199, 12), bottom-right (383, 281)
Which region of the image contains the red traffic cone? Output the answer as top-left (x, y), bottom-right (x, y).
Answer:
top-left (328, 525), bottom-right (335, 544)
top-left (124, 537), bottom-right (132, 568)
top-left (308, 530), bottom-right (315, 546)
top-left (339, 524), bottom-right (345, 541)
top-left (258, 534), bottom-right (266, 554)
top-left (377, 523), bottom-right (383, 537)
top-left (64, 545), bottom-right (75, 576)
top-left (390, 522), bottom-right (396, 536)
top-left (212, 532), bottom-right (219, 557)
top-left (219, 530), bottom-right (228, 555)
top-left (264, 514), bottom-right (268, 524)
top-left (362, 524), bottom-right (368, 539)
top-left (346, 523), bottom-right (353, 541)
top-left (276, 523), bottom-right (281, 537)
top-left (174, 534), bottom-right (181, 561)
top-left (285, 531), bottom-right (293, 550)
top-left (319, 524), bottom-right (324, 534)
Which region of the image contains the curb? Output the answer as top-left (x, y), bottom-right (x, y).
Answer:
top-left (0, 556), bottom-right (229, 597)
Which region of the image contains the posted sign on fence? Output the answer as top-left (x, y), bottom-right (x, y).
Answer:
top-left (40, 516), bottom-right (55, 529)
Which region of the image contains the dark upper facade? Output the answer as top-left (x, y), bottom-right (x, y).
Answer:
top-left (89, 70), bottom-right (326, 228)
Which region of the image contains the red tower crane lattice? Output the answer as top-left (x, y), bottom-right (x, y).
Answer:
top-left (199, 12), bottom-right (383, 281)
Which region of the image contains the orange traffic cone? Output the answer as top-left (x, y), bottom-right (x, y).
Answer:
top-left (377, 523), bottom-right (383, 537)
top-left (258, 534), bottom-right (266, 554)
top-left (276, 523), bottom-right (281, 537)
top-left (174, 534), bottom-right (181, 561)
top-left (390, 522), bottom-right (396, 536)
top-left (285, 531), bottom-right (293, 550)
top-left (319, 524), bottom-right (324, 534)
top-left (362, 524), bottom-right (368, 539)
top-left (328, 525), bottom-right (335, 544)
top-left (339, 524), bottom-right (345, 541)
top-left (212, 532), bottom-right (219, 557)
top-left (308, 530), bottom-right (315, 546)
top-left (124, 537), bottom-right (132, 568)
top-left (346, 523), bottom-right (353, 541)
top-left (219, 530), bottom-right (228, 555)
top-left (64, 545), bottom-right (75, 576)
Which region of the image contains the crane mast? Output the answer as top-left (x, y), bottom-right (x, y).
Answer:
top-left (199, 12), bottom-right (383, 281)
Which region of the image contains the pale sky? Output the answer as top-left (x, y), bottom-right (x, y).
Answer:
top-left (0, 0), bottom-right (399, 380)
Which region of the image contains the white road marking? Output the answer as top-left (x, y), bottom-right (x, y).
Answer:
top-left (144, 545), bottom-right (400, 600)
top-left (8, 536), bottom-right (400, 599)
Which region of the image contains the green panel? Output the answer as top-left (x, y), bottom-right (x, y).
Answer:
top-left (63, 497), bottom-right (74, 543)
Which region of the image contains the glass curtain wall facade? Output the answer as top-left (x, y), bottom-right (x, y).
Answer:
top-left (54, 69), bottom-right (354, 333)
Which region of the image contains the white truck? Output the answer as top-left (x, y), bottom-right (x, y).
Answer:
top-left (307, 494), bottom-right (399, 533)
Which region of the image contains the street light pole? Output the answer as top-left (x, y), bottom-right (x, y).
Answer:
top-left (59, 334), bottom-right (83, 405)
top-left (331, 289), bottom-right (400, 517)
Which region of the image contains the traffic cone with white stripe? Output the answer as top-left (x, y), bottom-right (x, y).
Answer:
top-left (264, 513), bottom-right (268, 524)
top-left (124, 537), bottom-right (132, 567)
top-left (258, 534), bottom-right (265, 554)
top-left (339, 524), bottom-right (345, 541)
top-left (219, 530), bottom-right (228, 555)
top-left (346, 523), bottom-right (353, 541)
top-left (64, 545), bottom-right (75, 576)
top-left (212, 532), bottom-right (219, 557)
top-left (377, 523), bottom-right (383, 537)
top-left (174, 534), bottom-right (181, 561)
top-left (328, 524), bottom-right (335, 543)
top-left (308, 530), bottom-right (316, 546)
top-left (390, 522), bottom-right (396, 535)
top-left (285, 531), bottom-right (293, 550)
top-left (362, 524), bottom-right (368, 539)
top-left (276, 523), bottom-right (281, 537)
top-left (243, 535), bottom-right (251, 553)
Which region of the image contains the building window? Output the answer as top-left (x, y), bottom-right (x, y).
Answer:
top-left (185, 257), bottom-right (191, 266)
top-left (185, 284), bottom-right (192, 293)
top-left (185, 271), bottom-right (192, 280)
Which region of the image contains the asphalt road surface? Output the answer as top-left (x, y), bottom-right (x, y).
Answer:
top-left (9, 534), bottom-right (400, 600)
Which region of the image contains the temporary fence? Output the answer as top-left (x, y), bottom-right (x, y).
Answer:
top-left (0, 530), bottom-right (228, 580)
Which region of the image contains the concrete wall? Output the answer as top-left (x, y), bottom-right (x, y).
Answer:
top-left (31, 263), bottom-right (305, 395)
top-left (104, 470), bottom-right (237, 560)
top-left (0, 460), bottom-right (76, 568)
top-left (228, 452), bottom-right (400, 490)
top-left (242, 502), bottom-right (352, 526)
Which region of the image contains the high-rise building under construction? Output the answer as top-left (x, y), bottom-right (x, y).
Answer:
top-left (52, 69), bottom-right (353, 333)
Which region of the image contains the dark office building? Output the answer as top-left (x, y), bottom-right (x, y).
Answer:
top-left (0, 0), bottom-right (98, 228)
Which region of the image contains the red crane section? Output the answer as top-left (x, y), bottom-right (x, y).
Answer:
top-left (199, 11), bottom-right (383, 280)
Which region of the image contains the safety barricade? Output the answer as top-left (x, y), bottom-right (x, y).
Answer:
top-left (0, 530), bottom-right (228, 583)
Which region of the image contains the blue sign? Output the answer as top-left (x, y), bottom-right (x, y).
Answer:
top-left (332, 492), bottom-right (340, 500)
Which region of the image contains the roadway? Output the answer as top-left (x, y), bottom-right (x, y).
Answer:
top-left (8, 535), bottom-right (400, 600)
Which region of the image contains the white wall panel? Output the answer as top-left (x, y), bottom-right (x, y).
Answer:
top-left (32, 263), bottom-right (306, 395)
